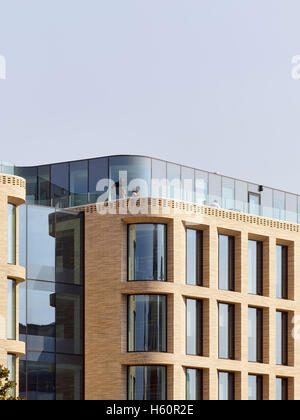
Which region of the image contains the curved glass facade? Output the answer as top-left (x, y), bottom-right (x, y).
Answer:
top-left (128, 224), bottom-right (167, 282)
top-left (19, 205), bottom-right (84, 400)
top-left (127, 366), bottom-right (166, 400)
top-left (128, 295), bottom-right (167, 352)
top-left (12, 154), bottom-right (300, 223)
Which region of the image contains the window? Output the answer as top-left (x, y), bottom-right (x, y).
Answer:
top-left (186, 229), bottom-right (203, 286)
top-left (276, 377), bottom-right (288, 401)
top-left (248, 192), bottom-right (260, 216)
top-left (276, 245), bottom-right (288, 299)
top-left (128, 295), bottom-right (167, 352)
top-left (219, 303), bottom-right (235, 360)
top-left (128, 224), bottom-right (167, 281)
top-left (127, 366), bottom-right (166, 400)
top-left (248, 375), bottom-right (263, 400)
top-left (70, 160), bottom-right (88, 207)
top-left (109, 156), bottom-right (151, 198)
top-left (37, 166), bottom-right (51, 206)
top-left (218, 371), bottom-right (235, 401)
top-left (167, 163), bottom-right (181, 200)
top-left (248, 240), bottom-right (263, 295)
top-left (248, 307), bottom-right (263, 363)
top-left (186, 369), bottom-right (203, 400)
top-left (7, 354), bottom-right (16, 398)
top-left (51, 163), bottom-right (69, 207)
top-left (219, 235), bottom-right (235, 291)
top-left (88, 157), bottom-right (109, 203)
top-left (7, 279), bottom-right (16, 340)
top-left (276, 311), bottom-right (288, 366)
top-left (186, 299), bottom-right (203, 356)
top-left (7, 203), bottom-right (16, 265)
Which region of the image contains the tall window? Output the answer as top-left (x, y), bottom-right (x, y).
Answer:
top-left (128, 366), bottom-right (166, 400)
top-left (276, 245), bottom-right (288, 299)
top-left (128, 224), bottom-right (167, 281)
top-left (219, 303), bottom-right (235, 360)
top-left (276, 311), bottom-right (288, 366)
top-left (7, 279), bottom-right (16, 340)
top-left (7, 354), bottom-right (16, 398)
top-left (186, 229), bottom-right (203, 286)
top-left (186, 369), bottom-right (203, 400)
top-left (186, 299), bottom-right (203, 356)
top-left (248, 375), bottom-right (263, 400)
top-left (219, 235), bottom-right (235, 291)
top-left (248, 240), bottom-right (263, 295)
top-left (218, 371), bottom-right (235, 400)
top-left (7, 203), bottom-right (16, 265)
top-left (248, 307), bottom-right (263, 363)
top-left (276, 377), bottom-right (288, 401)
top-left (128, 295), bottom-right (167, 352)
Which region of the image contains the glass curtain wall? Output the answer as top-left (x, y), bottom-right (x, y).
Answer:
top-left (14, 156), bottom-right (300, 223)
top-left (19, 205), bottom-right (84, 401)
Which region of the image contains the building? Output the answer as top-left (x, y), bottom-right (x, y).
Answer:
top-left (0, 155), bottom-right (300, 400)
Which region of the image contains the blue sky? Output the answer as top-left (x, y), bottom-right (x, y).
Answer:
top-left (0, 0), bottom-right (300, 193)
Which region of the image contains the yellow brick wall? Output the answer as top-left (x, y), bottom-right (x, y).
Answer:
top-left (81, 199), bottom-right (300, 400)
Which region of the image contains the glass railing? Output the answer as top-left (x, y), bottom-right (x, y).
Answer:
top-left (0, 161), bottom-right (15, 175)
top-left (43, 192), bottom-right (300, 224)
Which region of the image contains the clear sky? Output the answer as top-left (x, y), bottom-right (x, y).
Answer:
top-left (0, 0), bottom-right (300, 193)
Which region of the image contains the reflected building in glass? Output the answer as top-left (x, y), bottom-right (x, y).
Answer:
top-left (0, 154), bottom-right (300, 400)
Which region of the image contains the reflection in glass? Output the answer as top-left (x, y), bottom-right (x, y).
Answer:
top-left (248, 307), bottom-right (263, 363)
top-left (218, 371), bottom-right (234, 400)
top-left (186, 299), bottom-right (203, 356)
top-left (248, 240), bottom-right (263, 295)
top-left (276, 245), bottom-right (288, 299)
top-left (7, 203), bottom-right (16, 264)
top-left (27, 206), bottom-right (55, 281)
top-left (109, 156), bottom-right (151, 198)
top-left (56, 354), bottom-right (83, 401)
top-left (276, 311), bottom-right (288, 366)
top-left (26, 352), bottom-right (55, 400)
top-left (128, 366), bottom-right (166, 400)
top-left (248, 375), bottom-right (263, 400)
top-left (27, 280), bottom-right (83, 355)
top-left (38, 166), bottom-right (51, 206)
top-left (7, 354), bottom-right (16, 398)
top-left (276, 377), bottom-right (288, 401)
top-left (186, 369), bottom-right (203, 400)
top-left (128, 295), bottom-right (167, 352)
top-left (19, 281), bottom-right (26, 343)
top-left (51, 163), bottom-right (69, 207)
top-left (128, 224), bottom-right (167, 281)
top-left (70, 160), bottom-right (88, 206)
top-left (186, 229), bottom-right (203, 286)
top-left (285, 194), bottom-right (297, 223)
top-left (89, 157), bottom-right (109, 203)
top-left (219, 235), bottom-right (235, 291)
top-left (7, 279), bottom-right (16, 340)
top-left (55, 211), bottom-right (84, 285)
top-left (219, 303), bottom-right (235, 360)
top-left (15, 167), bottom-right (37, 204)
